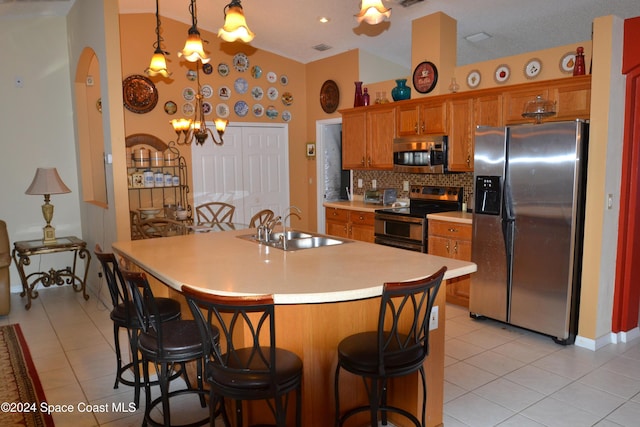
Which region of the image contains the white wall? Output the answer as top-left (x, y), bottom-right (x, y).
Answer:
top-left (0, 17), bottom-right (81, 292)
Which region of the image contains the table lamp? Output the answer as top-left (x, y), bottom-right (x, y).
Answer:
top-left (25, 168), bottom-right (71, 243)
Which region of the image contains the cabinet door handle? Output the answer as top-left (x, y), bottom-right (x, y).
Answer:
top-left (421, 121), bottom-right (425, 133)
top-left (445, 241), bottom-right (450, 254)
top-left (453, 241), bottom-right (458, 254)
top-left (466, 155), bottom-right (471, 166)
top-left (367, 156), bottom-right (371, 166)
top-left (361, 157), bottom-right (365, 166)
top-left (448, 227), bottom-right (458, 232)
top-left (414, 123), bottom-right (419, 133)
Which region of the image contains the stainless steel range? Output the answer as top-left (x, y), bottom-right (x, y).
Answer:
top-left (374, 185), bottom-right (463, 252)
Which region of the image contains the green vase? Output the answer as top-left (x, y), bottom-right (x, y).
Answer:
top-left (391, 79), bottom-right (411, 101)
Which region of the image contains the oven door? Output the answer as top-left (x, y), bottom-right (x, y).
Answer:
top-left (374, 212), bottom-right (426, 252)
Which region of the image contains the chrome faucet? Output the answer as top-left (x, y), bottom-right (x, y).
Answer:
top-left (279, 206), bottom-right (302, 250)
top-left (259, 216), bottom-right (281, 243)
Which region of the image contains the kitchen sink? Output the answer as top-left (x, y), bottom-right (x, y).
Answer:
top-left (237, 230), bottom-right (350, 251)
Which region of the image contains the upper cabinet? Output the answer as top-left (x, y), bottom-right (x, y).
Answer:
top-left (342, 105), bottom-right (395, 170)
top-left (504, 76), bottom-right (591, 124)
top-left (396, 100), bottom-right (447, 136)
top-left (340, 76), bottom-right (591, 172)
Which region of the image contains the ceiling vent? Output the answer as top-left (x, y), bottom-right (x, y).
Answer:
top-left (392, 0), bottom-right (424, 7)
top-left (312, 43), bottom-right (332, 52)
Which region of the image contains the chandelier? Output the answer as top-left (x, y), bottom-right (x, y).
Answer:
top-left (170, 63), bottom-right (228, 146)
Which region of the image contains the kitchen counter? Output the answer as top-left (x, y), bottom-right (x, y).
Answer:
top-left (112, 230), bottom-right (476, 426)
top-left (112, 229), bottom-right (475, 304)
top-left (427, 210), bottom-right (473, 224)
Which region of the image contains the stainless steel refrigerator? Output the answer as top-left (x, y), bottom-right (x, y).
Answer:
top-left (470, 120), bottom-right (589, 344)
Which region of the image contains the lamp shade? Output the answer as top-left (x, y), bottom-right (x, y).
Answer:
top-left (218, 4), bottom-right (255, 42)
top-left (146, 49), bottom-right (171, 78)
top-left (355, 0), bottom-right (391, 25)
top-left (25, 168), bottom-right (71, 195)
top-left (178, 28), bottom-right (211, 64)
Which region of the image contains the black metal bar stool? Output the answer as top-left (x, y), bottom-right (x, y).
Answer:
top-left (123, 270), bottom-right (216, 427)
top-left (94, 245), bottom-right (182, 409)
top-left (334, 266), bottom-right (447, 427)
top-left (181, 285), bottom-right (303, 427)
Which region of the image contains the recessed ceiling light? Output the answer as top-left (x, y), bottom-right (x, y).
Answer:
top-left (318, 16), bottom-right (330, 24)
top-left (465, 32), bottom-right (491, 43)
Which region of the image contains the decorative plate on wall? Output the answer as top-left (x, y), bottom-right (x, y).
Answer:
top-left (412, 61), bottom-right (438, 94)
top-left (466, 70), bottom-right (481, 88)
top-left (494, 64), bottom-right (510, 84)
top-left (122, 74), bottom-right (158, 114)
top-left (524, 58), bottom-right (542, 79)
top-left (560, 52), bottom-right (576, 74)
top-left (320, 79), bottom-right (339, 114)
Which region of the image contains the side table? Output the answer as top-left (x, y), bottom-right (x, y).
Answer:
top-left (12, 236), bottom-right (91, 309)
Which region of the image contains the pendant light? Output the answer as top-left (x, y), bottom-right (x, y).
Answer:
top-left (145, 0), bottom-right (171, 77)
top-left (355, 0), bottom-right (391, 25)
top-left (218, 0), bottom-right (255, 43)
top-left (178, 0), bottom-right (210, 63)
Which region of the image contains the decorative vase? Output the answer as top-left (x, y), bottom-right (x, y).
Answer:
top-left (353, 81), bottom-right (364, 107)
top-left (391, 79), bottom-right (411, 101)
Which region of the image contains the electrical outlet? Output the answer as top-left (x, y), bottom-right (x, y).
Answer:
top-left (371, 179), bottom-right (377, 189)
top-left (429, 305), bottom-right (439, 330)
top-left (403, 181), bottom-right (410, 192)
top-left (357, 179), bottom-right (363, 188)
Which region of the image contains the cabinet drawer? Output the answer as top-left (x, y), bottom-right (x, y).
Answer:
top-left (325, 207), bottom-right (349, 222)
top-left (350, 211), bottom-right (375, 226)
top-left (428, 220), bottom-right (472, 240)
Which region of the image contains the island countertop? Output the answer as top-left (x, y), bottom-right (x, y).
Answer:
top-left (112, 229), bottom-right (476, 305)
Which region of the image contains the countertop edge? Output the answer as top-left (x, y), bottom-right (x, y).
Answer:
top-left (427, 211), bottom-right (473, 224)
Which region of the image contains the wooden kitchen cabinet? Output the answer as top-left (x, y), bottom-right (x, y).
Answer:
top-left (396, 100), bottom-right (447, 136)
top-left (504, 75), bottom-right (591, 124)
top-left (325, 207), bottom-right (375, 243)
top-left (341, 106), bottom-right (395, 170)
top-left (428, 219), bottom-right (472, 307)
top-left (447, 98), bottom-right (474, 172)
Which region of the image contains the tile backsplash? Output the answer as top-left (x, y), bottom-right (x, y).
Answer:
top-left (353, 170), bottom-right (474, 204)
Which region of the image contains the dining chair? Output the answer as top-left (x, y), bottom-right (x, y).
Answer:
top-left (94, 245), bottom-right (182, 409)
top-left (137, 218), bottom-right (188, 238)
top-left (181, 285), bottom-right (303, 427)
top-left (122, 270), bottom-right (214, 427)
top-left (334, 266), bottom-right (447, 427)
top-left (249, 209), bottom-right (275, 228)
top-left (195, 202), bottom-right (235, 227)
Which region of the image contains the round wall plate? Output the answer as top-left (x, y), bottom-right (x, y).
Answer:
top-left (122, 74), bottom-right (158, 114)
top-left (524, 58), bottom-right (542, 79)
top-left (466, 70), bottom-right (481, 88)
top-left (412, 61), bottom-right (438, 94)
top-left (320, 80), bottom-right (340, 113)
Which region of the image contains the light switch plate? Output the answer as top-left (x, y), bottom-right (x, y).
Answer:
top-left (429, 305), bottom-right (439, 330)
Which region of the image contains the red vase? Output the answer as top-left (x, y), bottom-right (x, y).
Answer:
top-left (573, 46), bottom-right (586, 76)
top-left (353, 81), bottom-right (364, 107)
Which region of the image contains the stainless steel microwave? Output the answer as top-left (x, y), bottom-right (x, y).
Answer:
top-left (392, 135), bottom-right (448, 173)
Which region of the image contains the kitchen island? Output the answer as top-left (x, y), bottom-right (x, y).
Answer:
top-left (113, 229), bottom-right (476, 426)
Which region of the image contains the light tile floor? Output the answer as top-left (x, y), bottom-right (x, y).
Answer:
top-left (2, 286), bottom-right (640, 426)
top-left (444, 303), bottom-right (640, 427)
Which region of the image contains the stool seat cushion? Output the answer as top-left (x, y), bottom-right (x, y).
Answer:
top-left (139, 320), bottom-right (210, 358)
top-left (338, 331), bottom-right (427, 377)
top-left (209, 347), bottom-right (302, 390)
top-left (110, 297), bottom-right (181, 326)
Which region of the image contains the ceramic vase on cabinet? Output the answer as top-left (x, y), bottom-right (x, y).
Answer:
top-left (353, 81), bottom-right (364, 107)
top-left (391, 79), bottom-right (411, 101)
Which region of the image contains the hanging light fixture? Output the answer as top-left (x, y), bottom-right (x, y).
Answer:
top-left (145, 0), bottom-right (171, 77)
top-left (355, 0), bottom-right (391, 25)
top-left (170, 63), bottom-right (227, 146)
top-left (218, 0), bottom-right (255, 43)
top-left (178, 0), bottom-right (210, 63)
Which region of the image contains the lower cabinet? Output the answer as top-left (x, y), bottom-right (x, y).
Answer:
top-left (325, 208), bottom-right (375, 243)
top-left (428, 219), bottom-right (472, 307)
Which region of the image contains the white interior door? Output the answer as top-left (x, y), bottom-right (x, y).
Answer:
top-left (192, 123), bottom-right (289, 225)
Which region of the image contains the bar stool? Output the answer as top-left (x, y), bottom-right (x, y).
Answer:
top-left (94, 245), bottom-right (182, 409)
top-left (334, 266), bottom-right (447, 427)
top-left (181, 285), bottom-right (303, 427)
top-left (122, 270), bottom-right (215, 427)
